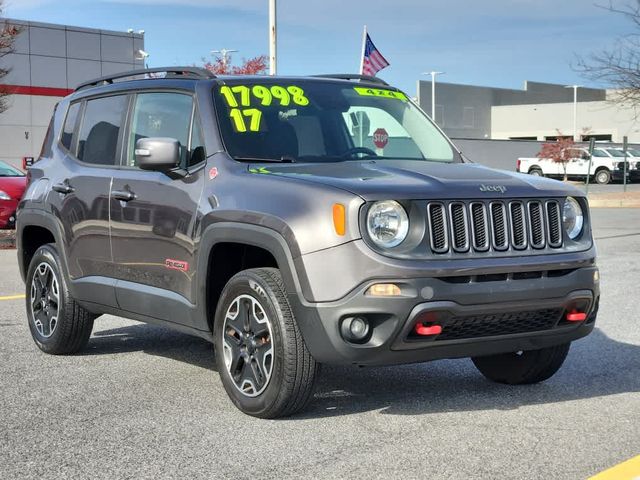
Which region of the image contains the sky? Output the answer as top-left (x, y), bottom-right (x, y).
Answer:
top-left (3, 0), bottom-right (633, 95)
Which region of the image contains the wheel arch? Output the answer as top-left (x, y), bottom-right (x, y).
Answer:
top-left (197, 223), bottom-right (311, 332)
top-left (17, 210), bottom-right (68, 283)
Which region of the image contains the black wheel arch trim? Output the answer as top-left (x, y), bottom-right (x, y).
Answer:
top-left (16, 208), bottom-right (70, 284)
top-left (196, 222), bottom-right (314, 330)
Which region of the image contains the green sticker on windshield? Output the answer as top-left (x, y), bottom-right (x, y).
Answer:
top-left (354, 87), bottom-right (407, 101)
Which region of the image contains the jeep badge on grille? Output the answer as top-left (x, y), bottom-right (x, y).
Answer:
top-left (480, 184), bottom-right (507, 193)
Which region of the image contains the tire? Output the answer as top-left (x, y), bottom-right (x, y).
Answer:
top-left (471, 343), bottom-right (570, 385)
top-left (25, 244), bottom-right (94, 355)
top-left (529, 168), bottom-right (544, 177)
top-left (213, 268), bottom-right (318, 418)
top-left (595, 169), bottom-right (611, 185)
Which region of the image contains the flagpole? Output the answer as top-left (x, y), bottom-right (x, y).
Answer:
top-left (359, 25), bottom-right (367, 74)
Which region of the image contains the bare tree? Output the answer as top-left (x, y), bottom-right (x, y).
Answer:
top-left (0, 1), bottom-right (22, 113)
top-left (577, 1), bottom-right (640, 108)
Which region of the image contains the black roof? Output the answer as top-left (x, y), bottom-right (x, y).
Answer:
top-left (74, 67), bottom-right (390, 93)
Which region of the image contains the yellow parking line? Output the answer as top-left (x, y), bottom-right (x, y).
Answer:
top-left (0, 294), bottom-right (25, 301)
top-left (590, 454), bottom-right (640, 480)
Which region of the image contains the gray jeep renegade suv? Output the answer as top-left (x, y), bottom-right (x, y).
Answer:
top-left (17, 68), bottom-right (599, 418)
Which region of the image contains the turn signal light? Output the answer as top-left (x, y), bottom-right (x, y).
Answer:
top-left (367, 283), bottom-right (402, 297)
top-left (333, 203), bottom-right (346, 236)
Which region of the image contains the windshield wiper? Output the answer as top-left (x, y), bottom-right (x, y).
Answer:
top-left (234, 156), bottom-right (296, 163)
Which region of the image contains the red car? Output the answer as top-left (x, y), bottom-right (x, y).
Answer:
top-left (0, 161), bottom-right (27, 229)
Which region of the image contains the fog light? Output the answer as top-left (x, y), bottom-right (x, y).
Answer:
top-left (340, 316), bottom-right (371, 343)
top-left (367, 283), bottom-right (401, 297)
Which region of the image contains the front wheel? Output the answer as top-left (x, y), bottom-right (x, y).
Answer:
top-left (213, 268), bottom-right (318, 418)
top-left (471, 343), bottom-right (570, 385)
top-left (594, 169), bottom-right (611, 185)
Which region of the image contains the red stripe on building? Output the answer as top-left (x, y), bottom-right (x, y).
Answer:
top-left (0, 84), bottom-right (74, 97)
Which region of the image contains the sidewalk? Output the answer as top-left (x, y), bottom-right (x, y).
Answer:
top-left (587, 191), bottom-right (640, 208)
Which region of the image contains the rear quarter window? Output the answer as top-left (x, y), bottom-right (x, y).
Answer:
top-left (61, 102), bottom-right (80, 152)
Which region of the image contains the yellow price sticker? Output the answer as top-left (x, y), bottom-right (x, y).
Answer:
top-left (354, 87), bottom-right (408, 101)
top-left (220, 85), bottom-right (310, 108)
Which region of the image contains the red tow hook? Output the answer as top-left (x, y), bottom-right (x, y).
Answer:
top-left (566, 310), bottom-right (587, 322)
top-left (415, 323), bottom-right (443, 336)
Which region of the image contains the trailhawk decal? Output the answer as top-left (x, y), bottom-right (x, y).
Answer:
top-left (165, 259), bottom-right (189, 272)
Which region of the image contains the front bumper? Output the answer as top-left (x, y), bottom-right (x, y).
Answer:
top-left (290, 266), bottom-right (599, 366)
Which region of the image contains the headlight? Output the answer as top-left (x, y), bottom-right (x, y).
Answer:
top-left (0, 190), bottom-right (11, 200)
top-left (563, 197), bottom-right (584, 240)
top-left (366, 200), bottom-right (409, 248)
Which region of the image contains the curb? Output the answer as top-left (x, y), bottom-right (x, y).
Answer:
top-left (0, 231), bottom-right (16, 249)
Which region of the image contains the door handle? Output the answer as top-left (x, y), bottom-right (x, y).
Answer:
top-left (111, 189), bottom-right (136, 202)
top-left (52, 182), bottom-right (74, 195)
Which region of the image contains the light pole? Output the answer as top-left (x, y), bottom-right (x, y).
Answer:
top-left (565, 85), bottom-right (581, 141)
top-left (423, 71), bottom-right (444, 123)
top-left (211, 49), bottom-right (238, 70)
top-left (269, 0), bottom-right (277, 75)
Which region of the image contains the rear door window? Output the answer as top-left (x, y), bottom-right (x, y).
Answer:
top-left (77, 95), bottom-right (127, 166)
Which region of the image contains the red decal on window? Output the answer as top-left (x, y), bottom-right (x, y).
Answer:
top-left (209, 167), bottom-right (219, 180)
top-left (165, 259), bottom-right (189, 272)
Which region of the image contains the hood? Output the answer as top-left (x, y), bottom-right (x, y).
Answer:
top-left (247, 160), bottom-right (582, 201)
top-left (0, 176), bottom-right (27, 200)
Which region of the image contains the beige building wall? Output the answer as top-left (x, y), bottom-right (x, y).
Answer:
top-left (491, 101), bottom-right (640, 142)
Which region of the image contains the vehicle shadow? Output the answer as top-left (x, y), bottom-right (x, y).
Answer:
top-left (86, 323), bottom-right (216, 372)
top-left (86, 324), bottom-right (639, 418)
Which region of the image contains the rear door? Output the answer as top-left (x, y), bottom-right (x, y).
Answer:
top-left (109, 91), bottom-right (206, 324)
top-left (47, 95), bottom-right (128, 304)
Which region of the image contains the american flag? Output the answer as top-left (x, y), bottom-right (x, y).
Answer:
top-left (361, 33), bottom-right (390, 77)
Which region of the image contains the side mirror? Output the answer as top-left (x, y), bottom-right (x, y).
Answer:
top-left (135, 137), bottom-right (180, 172)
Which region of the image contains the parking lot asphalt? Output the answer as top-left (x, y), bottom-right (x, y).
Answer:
top-left (1, 208), bottom-right (639, 480)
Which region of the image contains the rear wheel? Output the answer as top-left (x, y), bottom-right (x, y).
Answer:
top-left (213, 268), bottom-right (318, 418)
top-left (25, 244), bottom-right (94, 354)
top-left (528, 168), bottom-right (544, 177)
top-left (471, 343), bottom-right (570, 384)
top-left (594, 168), bottom-right (611, 185)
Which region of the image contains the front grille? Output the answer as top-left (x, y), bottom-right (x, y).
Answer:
top-left (427, 199), bottom-right (563, 255)
top-left (432, 308), bottom-right (563, 341)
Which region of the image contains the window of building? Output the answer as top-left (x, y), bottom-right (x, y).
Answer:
top-left (77, 95), bottom-right (127, 165)
top-left (61, 102), bottom-right (80, 153)
top-left (582, 134), bottom-right (612, 142)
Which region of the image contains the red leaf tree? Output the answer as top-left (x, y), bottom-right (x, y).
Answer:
top-left (203, 54), bottom-right (268, 75)
top-left (0, 1), bottom-right (22, 113)
top-left (536, 131), bottom-right (576, 181)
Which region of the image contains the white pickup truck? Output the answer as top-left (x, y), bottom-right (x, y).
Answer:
top-left (517, 147), bottom-right (626, 184)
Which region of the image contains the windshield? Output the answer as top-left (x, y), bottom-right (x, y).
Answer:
top-left (0, 161), bottom-right (24, 177)
top-left (606, 149), bottom-right (625, 157)
top-left (628, 148), bottom-right (640, 157)
top-left (213, 79), bottom-right (458, 163)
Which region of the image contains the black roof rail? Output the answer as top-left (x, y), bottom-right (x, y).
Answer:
top-left (311, 73), bottom-right (389, 86)
top-left (75, 66), bottom-right (216, 91)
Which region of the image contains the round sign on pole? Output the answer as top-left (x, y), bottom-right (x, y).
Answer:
top-left (373, 128), bottom-right (388, 149)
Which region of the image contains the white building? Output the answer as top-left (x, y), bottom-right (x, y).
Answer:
top-left (417, 80), bottom-right (640, 143)
top-left (0, 18), bottom-right (144, 169)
